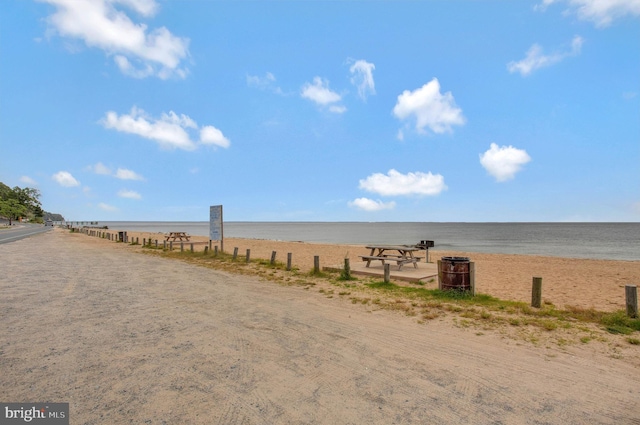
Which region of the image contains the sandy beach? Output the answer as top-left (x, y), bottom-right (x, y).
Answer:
top-left (120, 229), bottom-right (640, 312)
top-left (1, 228), bottom-right (639, 424)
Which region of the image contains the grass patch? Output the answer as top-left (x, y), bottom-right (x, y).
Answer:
top-left (600, 311), bottom-right (640, 335)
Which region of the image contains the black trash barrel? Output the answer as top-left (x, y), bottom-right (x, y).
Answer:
top-left (440, 257), bottom-right (471, 291)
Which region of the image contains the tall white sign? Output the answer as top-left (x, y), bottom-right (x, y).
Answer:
top-left (209, 205), bottom-right (223, 245)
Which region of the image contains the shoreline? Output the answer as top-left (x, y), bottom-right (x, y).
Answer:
top-left (106, 229), bottom-right (640, 312)
top-left (85, 221), bottom-right (640, 261)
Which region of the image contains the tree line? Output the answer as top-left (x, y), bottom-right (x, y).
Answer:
top-left (0, 182), bottom-right (45, 225)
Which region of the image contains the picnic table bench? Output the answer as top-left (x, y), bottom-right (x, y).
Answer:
top-left (165, 232), bottom-right (190, 242)
top-left (360, 245), bottom-right (422, 271)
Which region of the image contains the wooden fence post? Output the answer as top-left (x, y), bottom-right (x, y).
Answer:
top-left (287, 253), bottom-right (292, 271)
top-left (532, 277), bottom-right (543, 308)
top-left (270, 251), bottom-right (277, 266)
top-left (233, 247), bottom-right (238, 260)
top-left (470, 262), bottom-right (476, 296)
top-left (246, 249), bottom-right (251, 263)
top-left (384, 263), bottom-right (390, 283)
top-left (169, 241), bottom-right (173, 251)
top-left (314, 256), bottom-right (320, 273)
top-left (343, 258), bottom-right (351, 279)
top-left (437, 260), bottom-right (442, 290)
top-left (180, 242), bottom-right (184, 252)
top-left (626, 285), bottom-right (638, 318)
top-left (214, 246), bottom-right (218, 256)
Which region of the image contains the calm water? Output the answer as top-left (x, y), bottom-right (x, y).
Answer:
top-left (89, 221), bottom-right (640, 261)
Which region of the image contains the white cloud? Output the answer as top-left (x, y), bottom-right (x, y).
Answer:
top-left (88, 162), bottom-right (112, 175)
top-left (98, 202), bottom-right (118, 211)
top-left (246, 72), bottom-right (283, 95)
top-left (117, 0), bottom-right (158, 16)
top-left (200, 125), bottom-right (231, 148)
top-left (115, 168), bottom-right (144, 180)
top-left (349, 198), bottom-right (396, 211)
top-left (508, 36), bottom-right (584, 76)
top-left (393, 78), bottom-right (465, 134)
top-left (359, 169), bottom-right (447, 196)
top-left (114, 55), bottom-right (155, 79)
top-left (301, 77), bottom-right (345, 113)
top-left (480, 143), bottom-right (532, 182)
top-left (102, 107), bottom-right (194, 150)
top-left (52, 171), bottom-right (80, 187)
top-left (87, 162), bottom-right (145, 180)
top-left (396, 129), bottom-right (404, 141)
top-left (117, 189), bottom-right (141, 199)
top-left (536, 0), bottom-right (640, 27)
top-left (247, 71), bottom-right (275, 87)
top-left (41, 0), bottom-right (190, 79)
top-left (349, 59), bottom-right (376, 101)
top-left (19, 176), bottom-right (38, 185)
top-left (101, 106), bottom-right (230, 151)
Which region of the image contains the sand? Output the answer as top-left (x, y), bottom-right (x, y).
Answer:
top-left (122, 230), bottom-right (640, 312)
top-left (1, 228), bottom-right (639, 424)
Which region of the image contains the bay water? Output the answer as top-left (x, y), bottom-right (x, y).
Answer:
top-left (93, 221), bottom-right (640, 261)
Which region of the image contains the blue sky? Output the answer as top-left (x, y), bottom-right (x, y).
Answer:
top-left (1, 0), bottom-right (638, 222)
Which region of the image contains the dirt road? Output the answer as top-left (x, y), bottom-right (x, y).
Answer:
top-left (1, 230), bottom-right (638, 424)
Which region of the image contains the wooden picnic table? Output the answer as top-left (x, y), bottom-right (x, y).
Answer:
top-left (360, 245), bottom-right (423, 271)
top-left (165, 232), bottom-right (190, 242)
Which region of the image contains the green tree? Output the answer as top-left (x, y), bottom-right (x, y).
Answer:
top-left (0, 184), bottom-right (43, 223)
top-left (0, 198), bottom-right (27, 225)
top-left (11, 186), bottom-right (42, 212)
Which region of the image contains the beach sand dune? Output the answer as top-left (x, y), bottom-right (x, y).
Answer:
top-left (0, 229), bottom-right (638, 424)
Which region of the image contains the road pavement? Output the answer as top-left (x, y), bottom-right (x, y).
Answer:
top-left (0, 223), bottom-right (52, 244)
